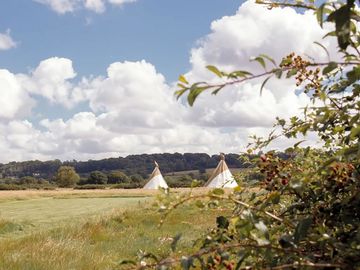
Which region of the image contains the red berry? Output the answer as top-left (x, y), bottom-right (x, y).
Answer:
top-left (281, 179), bottom-right (289, 185)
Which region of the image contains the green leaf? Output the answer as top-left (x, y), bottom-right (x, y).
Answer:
top-left (251, 56), bottom-right (266, 69)
top-left (216, 216), bottom-right (229, 229)
top-left (286, 68), bottom-right (298, 78)
top-left (347, 66), bottom-right (360, 83)
top-left (181, 256), bottom-right (194, 270)
top-left (211, 85), bottom-right (225, 95)
top-left (206, 65), bottom-right (223, 77)
top-left (118, 259), bottom-right (136, 265)
top-left (314, 41), bottom-right (330, 60)
top-left (350, 126), bottom-right (360, 139)
top-left (260, 75), bottom-right (272, 96)
top-left (260, 54), bottom-right (276, 66)
top-left (171, 233), bottom-right (182, 252)
top-left (279, 234), bottom-right (296, 248)
top-left (327, 2), bottom-right (353, 50)
top-left (195, 200), bottom-right (205, 208)
top-left (280, 58), bottom-right (292, 66)
top-left (269, 191), bottom-right (280, 204)
top-left (212, 188), bottom-right (224, 195)
top-left (229, 70), bottom-right (253, 78)
top-left (294, 217), bottom-right (312, 244)
top-left (323, 62), bottom-right (338, 75)
top-left (178, 75), bottom-right (189, 84)
top-left (187, 85), bottom-right (210, 106)
top-left (293, 140), bottom-right (306, 148)
top-left (274, 69), bottom-right (283, 79)
top-left (175, 88), bottom-right (189, 100)
top-left (316, 3), bottom-right (326, 28)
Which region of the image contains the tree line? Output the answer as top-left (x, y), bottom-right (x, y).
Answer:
top-left (0, 153), bottom-right (252, 180)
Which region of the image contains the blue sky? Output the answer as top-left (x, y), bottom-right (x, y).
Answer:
top-left (0, 0), bottom-right (242, 81)
top-left (0, 1), bottom-right (331, 162)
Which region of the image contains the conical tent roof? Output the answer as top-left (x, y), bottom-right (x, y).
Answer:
top-left (205, 154), bottom-right (237, 188)
top-left (143, 161), bottom-right (169, 189)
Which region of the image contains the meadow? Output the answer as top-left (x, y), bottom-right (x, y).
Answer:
top-left (0, 188), bottom-right (222, 270)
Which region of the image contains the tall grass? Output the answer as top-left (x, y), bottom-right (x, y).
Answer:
top-left (0, 201), bottom-right (222, 270)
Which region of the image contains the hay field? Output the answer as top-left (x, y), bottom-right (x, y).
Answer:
top-left (0, 188), bottom-right (222, 270)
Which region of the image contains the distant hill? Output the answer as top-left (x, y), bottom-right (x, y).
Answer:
top-left (0, 153), bottom-right (249, 179)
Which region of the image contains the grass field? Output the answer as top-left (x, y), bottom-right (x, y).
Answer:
top-left (0, 188), bottom-right (223, 270)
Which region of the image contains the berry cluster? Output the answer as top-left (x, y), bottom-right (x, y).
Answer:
top-left (280, 53), bottom-right (322, 95)
top-left (259, 153), bottom-right (292, 190)
top-left (206, 254), bottom-right (235, 270)
top-left (327, 162), bottom-right (355, 188)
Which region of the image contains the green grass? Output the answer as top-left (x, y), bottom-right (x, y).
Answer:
top-left (0, 192), bottom-right (222, 270)
top-left (0, 196), bottom-right (149, 236)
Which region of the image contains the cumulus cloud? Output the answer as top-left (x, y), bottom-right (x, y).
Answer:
top-left (0, 30), bottom-right (17, 50)
top-left (34, 0), bottom-right (136, 14)
top-left (183, 1), bottom-right (337, 130)
top-left (0, 1), bottom-right (337, 162)
top-left (84, 60), bottom-right (183, 132)
top-left (18, 57), bottom-right (82, 108)
top-left (0, 70), bottom-right (34, 120)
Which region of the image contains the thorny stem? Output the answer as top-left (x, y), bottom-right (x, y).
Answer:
top-left (192, 61), bottom-right (359, 92)
top-left (132, 242), bottom-right (343, 270)
top-left (256, 0), bottom-right (317, 10)
top-left (159, 193), bottom-right (291, 228)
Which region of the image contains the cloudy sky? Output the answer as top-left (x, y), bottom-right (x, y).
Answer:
top-left (0, 0), bottom-right (335, 163)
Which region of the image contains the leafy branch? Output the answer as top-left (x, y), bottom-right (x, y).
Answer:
top-left (176, 60), bottom-right (358, 106)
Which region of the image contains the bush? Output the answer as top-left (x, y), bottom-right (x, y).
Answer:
top-left (0, 184), bottom-right (26, 190)
top-left (74, 184), bottom-right (106, 190)
top-left (110, 182), bottom-right (142, 189)
top-left (122, 1), bottom-right (360, 269)
top-left (54, 166), bottom-right (80, 187)
top-left (107, 171), bottom-right (129, 184)
top-left (87, 171), bottom-right (108, 184)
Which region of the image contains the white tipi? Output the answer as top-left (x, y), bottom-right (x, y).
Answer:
top-left (143, 161), bottom-right (169, 189)
top-left (205, 153), bottom-right (237, 188)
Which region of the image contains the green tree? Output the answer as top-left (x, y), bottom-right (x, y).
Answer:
top-left (54, 166), bottom-right (79, 187)
top-left (130, 174), bottom-right (144, 183)
top-left (88, 171), bottom-right (108, 184)
top-left (123, 0), bottom-right (360, 269)
top-left (108, 171), bottom-right (129, 184)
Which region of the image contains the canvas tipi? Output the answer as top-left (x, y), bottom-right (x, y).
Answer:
top-left (205, 154), bottom-right (237, 188)
top-left (143, 161), bottom-right (169, 189)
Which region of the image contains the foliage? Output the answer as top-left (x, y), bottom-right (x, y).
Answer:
top-left (54, 166), bottom-right (80, 187)
top-left (0, 153), bottom-right (247, 180)
top-left (74, 184), bottom-right (107, 190)
top-left (88, 171), bottom-right (108, 184)
top-left (122, 0), bottom-right (360, 269)
top-left (108, 171), bottom-right (130, 184)
top-left (130, 174), bottom-right (145, 183)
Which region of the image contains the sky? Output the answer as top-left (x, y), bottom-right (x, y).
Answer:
top-left (0, 0), bottom-right (336, 163)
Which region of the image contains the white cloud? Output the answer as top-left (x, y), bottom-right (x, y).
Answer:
top-left (84, 0), bottom-right (105, 13)
top-left (85, 60), bottom-right (183, 132)
top-left (0, 1), bottom-right (337, 162)
top-left (34, 0), bottom-right (136, 14)
top-left (108, 0), bottom-right (136, 6)
top-left (0, 30), bottom-right (17, 50)
top-left (183, 1), bottom-right (337, 131)
top-left (0, 70), bottom-right (34, 120)
top-left (18, 57), bottom-right (81, 108)
top-left (34, 0), bottom-right (79, 14)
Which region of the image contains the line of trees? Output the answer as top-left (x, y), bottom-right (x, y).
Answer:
top-left (0, 153), bottom-right (252, 180)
